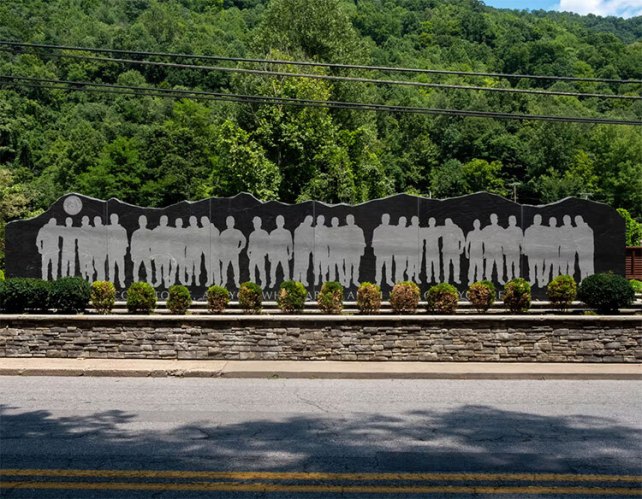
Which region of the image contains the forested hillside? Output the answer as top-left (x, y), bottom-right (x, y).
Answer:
top-left (1, 0), bottom-right (641, 253)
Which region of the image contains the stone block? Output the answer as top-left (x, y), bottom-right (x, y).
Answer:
top-left (177, 351), bottom-right (200, 360)
top-left (394, 339), bottom-right (417, 348)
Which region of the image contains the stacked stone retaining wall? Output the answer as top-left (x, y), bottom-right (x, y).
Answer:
top-left (1, 316), bottom-right (640, 363)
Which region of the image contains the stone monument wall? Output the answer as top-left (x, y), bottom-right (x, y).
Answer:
top-left (1, 316), bottom-right (640, 363)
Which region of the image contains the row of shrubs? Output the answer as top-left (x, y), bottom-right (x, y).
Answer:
top-left (82, 273), bottom-right (642, 315)
top-left (365, 274), bottom-right (635, 315)
top-left (0, 277), bottom-right (92, 313)
top-left (0, 273), bottom-right (635, 315)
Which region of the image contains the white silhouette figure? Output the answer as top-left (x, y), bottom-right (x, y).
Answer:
top-left (540, 216), bottom-right (560, 286)
top-left (558, 215), bottom-right (577, 277)
top-left (151, 215), bottom-right (173, 287)
top-left (247, 217), bottom-right (269, 286)
top-left (169, 218), bottom-right (187, 286)
top-left (106, 213), bottom-right (128, 287)
top-left (372, 214), bottom-right (395, 287)
top-left (465, 219), bottom-right (484, 283)
top-left (523, 214), bottom-right (546, 287)
top-left (421, 217), bottom-right (441, 283)
top-left (36, 218), bottom-right (60, 280)
top-left (327, 217), bottom-right (344, 283)
top-left (91, 216), bottom-right (107, 281)
top-left (441, 218), bottom-right (465, 284)
top-left (61, 217), bottom-right (79, 278)
top-left (268, 215), bottom-right (293, 287)
top-left (394, 216), bottom-right (412, 283)
top-left (220, 216), bottom-right (246, 287)
top-left (405, 216), bottom-right (421, 282)
top-left (314, 215), bottom-right (330, 285)
top-left (482, 214), bottom-right (505, 284)
top-left (77, 216), bottom-right (96, 281)
top-left (293, 215), bottom-right (314, 286)
top-left (574, 215), bottom-right (594, 280)
top-left (182, 216), bottom-right (198, 283)
top-left (206, 216), bottom-right (221, 286)
top-left (342, 214), bottom-right (366, 287)
top-left (184, 216), bottom-right (205, 286)
top-left (131, 215), bottom-right (153, 283)
top-left (503, 215), bottom-right (523, 281)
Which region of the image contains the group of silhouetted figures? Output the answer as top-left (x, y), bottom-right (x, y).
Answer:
top-left (371, 213), bottom-right (594, 288)
top-left (36, 212), bottom-right (594, 289)
top-left (37, 215), bottom-right (128, 286)
top-left (36, 214), bottom-right (366, 289)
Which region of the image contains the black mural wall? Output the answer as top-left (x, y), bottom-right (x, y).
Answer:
top-left (5, 192), bottom-right (625, 300)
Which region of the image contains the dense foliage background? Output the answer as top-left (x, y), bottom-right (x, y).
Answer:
top-left (1, 0), bottom-right (641, 260)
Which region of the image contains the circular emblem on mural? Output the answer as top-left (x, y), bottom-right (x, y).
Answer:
top-left (63, 195), bottom-right (83, 216)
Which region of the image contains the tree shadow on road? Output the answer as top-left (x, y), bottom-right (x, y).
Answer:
top-left (1, 402), bottom-right (640, 475)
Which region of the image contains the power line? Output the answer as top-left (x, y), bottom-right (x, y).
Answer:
top-left (18, 50), bottom-right (642, 102)
top-left (2, 40), bottom-right (642, 86)
top-left (2, 74), bottom-right (641, 126)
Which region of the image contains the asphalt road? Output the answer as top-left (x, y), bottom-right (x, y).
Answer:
top-left (1, 377), bottom-right (640, 498)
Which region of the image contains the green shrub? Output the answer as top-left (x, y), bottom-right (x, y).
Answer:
top-left (503, 278), bottom-right (531, 313)
top-left (356, 282), bottom-right (381, 314)
top-left (389, 281), bottom-right (420, 314)
top-left (90, 281), bottom-right (116, 314)
top-left (547, 275), bottom-right (577, 312)
top-left (317, 281), bottom-right (343, 314)
top-left (426, 283), bottom-right (459, 314)
top-left (126, 282), bottom-right (157, 314)
top-left (466, 280), bottom-right (496, 313)
top-left (21, 279), bottom-right (52, 313)
top-left (50, 277), bottom-right (91, 314)
top-left (29, 280), bottom-right (52, 312)
top-left (207, 285), bottom-right (230, 313)
top-left (0, 269), bottom-right (4, 281)
top-left (167, 285), bottom-right (191, 315)
top-left (0, 278), bottom-right (51, 313)
top-left (278, 280), bottom-right (307, 313)
top-left (239, 282), bottom-right (262, 314)
top-left (578, 273), bottom-right (634, 314)
top-left (630, 279), bottom-right (642, 294)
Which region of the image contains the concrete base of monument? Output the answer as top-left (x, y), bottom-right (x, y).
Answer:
top-left (1, 314), bottom-right (640, 364)
top-left (0, 358), bottom-right (640, 380)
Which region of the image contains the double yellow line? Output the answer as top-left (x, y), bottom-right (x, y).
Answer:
top-left (1, 468), bottom-right (641, 495)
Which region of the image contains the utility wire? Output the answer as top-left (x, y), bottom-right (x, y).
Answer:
top-left (2, 40), bottom-right (642, 85)
top-left (19, 50), bottom-right (642, 101)
top-left (2, 74), bottom-right (641, 126)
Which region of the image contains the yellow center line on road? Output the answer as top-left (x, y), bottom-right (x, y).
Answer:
top-left (1, 480), bottom-right (642, 495)
top-left (2, 468), bottom-right (641, 483)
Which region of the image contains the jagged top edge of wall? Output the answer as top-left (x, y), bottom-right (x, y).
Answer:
top-left (8, 191), bottom-right (618, 226)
